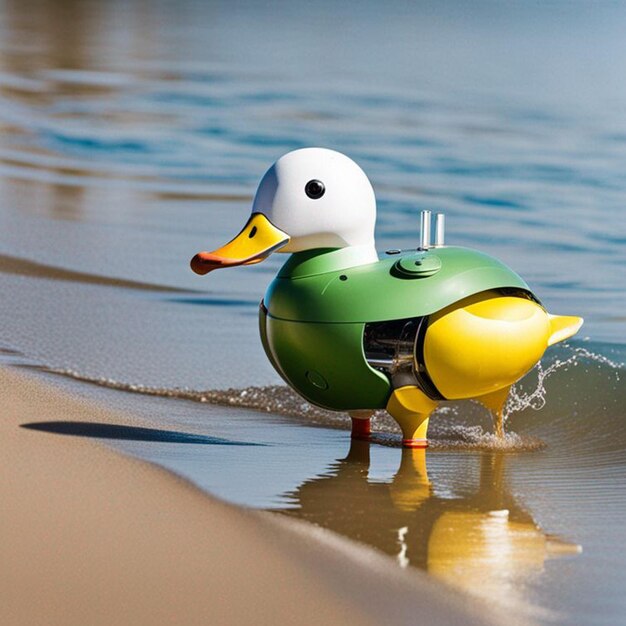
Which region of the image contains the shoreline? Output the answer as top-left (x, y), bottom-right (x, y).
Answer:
top-left (1, 365), bottom-right (518, 626)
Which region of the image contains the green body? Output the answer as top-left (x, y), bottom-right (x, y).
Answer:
top-left (259, 246), bottom-right (530, 411)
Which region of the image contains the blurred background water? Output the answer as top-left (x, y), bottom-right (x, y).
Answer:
top-left (0, 1), bottom-right (625, 625)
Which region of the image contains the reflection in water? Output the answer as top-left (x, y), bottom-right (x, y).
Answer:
top-left (278, 440), bottom-right (580, 617)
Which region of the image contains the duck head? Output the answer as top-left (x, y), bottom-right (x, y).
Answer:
top-left (190, 147), bottom-right (377, 274)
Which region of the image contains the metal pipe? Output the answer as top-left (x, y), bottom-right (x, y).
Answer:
top-left (419, 210), bottom-right (431, 250)
top-left (434, 212), bottom-right (445, 246)
top-left (365, 357), bottom-right (395, 369)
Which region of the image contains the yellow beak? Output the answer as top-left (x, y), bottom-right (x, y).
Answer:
top-left (190, 213), bottom-right (290, 275)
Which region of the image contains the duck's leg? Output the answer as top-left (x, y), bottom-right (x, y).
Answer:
top-left (348, 410), bottom-right (374, 441)
top-left (476, 385), bottom-right (511, 439)
top-left (386, 386), bottom-right (438, 448)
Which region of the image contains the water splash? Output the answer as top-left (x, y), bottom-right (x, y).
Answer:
top-left (505, 343), bottom-right (623, 421)
top-left (427, 426), bottom-right (545, 452)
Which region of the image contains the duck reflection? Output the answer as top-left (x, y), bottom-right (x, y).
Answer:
top-left (277, 440), bottom-right (580, 607)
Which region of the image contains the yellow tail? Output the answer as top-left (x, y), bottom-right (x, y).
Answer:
top-left (547, 315), bottom-right (584, 346)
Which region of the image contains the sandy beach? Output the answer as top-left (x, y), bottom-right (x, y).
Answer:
top-left (1, 365), bottom-right (516, 626)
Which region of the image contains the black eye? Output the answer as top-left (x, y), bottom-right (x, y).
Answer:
top-left (305, 179), bottom-right (325, 199)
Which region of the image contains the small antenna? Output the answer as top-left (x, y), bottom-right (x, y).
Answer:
top-left (419, 210), bottom-right (431, 250)
top-left (434, 213), bottom-right (445, 246)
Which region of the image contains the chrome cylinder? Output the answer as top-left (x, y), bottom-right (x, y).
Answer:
top-left (435, 212), bottom-right (445, 246)
top-left (419, 210), bottom-right (431, 250)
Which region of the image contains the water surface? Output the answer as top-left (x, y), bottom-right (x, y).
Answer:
top-left (1, 2), bottom-right (625, 625)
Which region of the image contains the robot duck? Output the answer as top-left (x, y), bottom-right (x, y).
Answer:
top-left (191, 148), bottom-right (583, 448)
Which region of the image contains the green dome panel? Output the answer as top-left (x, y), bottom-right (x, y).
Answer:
top-left (264, 246), bottom-right (531, 324)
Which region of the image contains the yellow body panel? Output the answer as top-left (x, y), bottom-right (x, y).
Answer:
top-left (424, 291), bottom-right (551, 399)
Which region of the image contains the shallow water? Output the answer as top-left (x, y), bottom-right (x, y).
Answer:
top-left (1, 1), bottom-right (625, 624)
top-left (13, 344), bottom-right (625, 625)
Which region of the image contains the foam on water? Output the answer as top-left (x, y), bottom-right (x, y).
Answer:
top-left (33, 342), bottom-right (622, 453)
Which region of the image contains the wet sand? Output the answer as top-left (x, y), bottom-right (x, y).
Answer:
top-left (0, 365), bottom-right (518, 626)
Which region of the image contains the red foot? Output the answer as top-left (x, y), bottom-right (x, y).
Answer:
top-left (351, 417), bottom-right (371, 441)
top-left (402, 438), bottom-right (429, 449)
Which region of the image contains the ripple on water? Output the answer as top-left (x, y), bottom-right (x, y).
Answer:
top-left (26, 343), bottom-right (623, 457)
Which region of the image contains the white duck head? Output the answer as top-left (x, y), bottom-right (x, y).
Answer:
top-left (191, 147), bottom-right (377, 274)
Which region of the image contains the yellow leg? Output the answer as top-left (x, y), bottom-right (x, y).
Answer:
top-left (386, 386), bottom-right (438, 448)
top-left (476, 385), bottom-right (511, 439)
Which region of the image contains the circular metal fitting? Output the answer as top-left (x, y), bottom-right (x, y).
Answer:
top-left (394, 253), bottom-right (442, 278)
